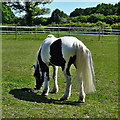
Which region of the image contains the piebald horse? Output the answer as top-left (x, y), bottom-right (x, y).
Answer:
top-left (34, 35), bottom-right (96, 103)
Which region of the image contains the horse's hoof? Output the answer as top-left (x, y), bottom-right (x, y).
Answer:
top-left (51, 88), bottom-right (58, 94)
top-left (77, 100), bottom-right (85, 103)
top-left (30, 88), bottom-right (35, 92)
top-left (34, 87), bottom-right (40, 90)
top-left (41, 93), bottom-right (48, 96)
top-left (41, 91), bottom-right (48, 96)
top-left (60, 97), bottom-right (68, 101)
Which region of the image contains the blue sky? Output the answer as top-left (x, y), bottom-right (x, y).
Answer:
top-left (41, 0), bottom-right (119, 17)
top-left (15, 0), bottom-right (119, 17)
top-left (53, 0), bottom-right (119, 2)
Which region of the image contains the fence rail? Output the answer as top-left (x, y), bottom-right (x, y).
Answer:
top-left (1, 26), bottom-right (120, 41)
top-left (1, 25), bottom-right (120, 34)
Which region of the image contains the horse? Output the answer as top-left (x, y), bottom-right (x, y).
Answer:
top-left (33, 34), bottom-right (96, 103)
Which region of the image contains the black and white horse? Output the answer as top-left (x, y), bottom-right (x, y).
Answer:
top-left (34, 35), bottom-right (96, 103)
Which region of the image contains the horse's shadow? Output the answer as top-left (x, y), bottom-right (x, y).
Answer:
top-left (9, 88), bottom-right (80, 106)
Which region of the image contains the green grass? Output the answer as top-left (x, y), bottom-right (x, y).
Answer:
top-left (2, 34), bottom-right (118, 118)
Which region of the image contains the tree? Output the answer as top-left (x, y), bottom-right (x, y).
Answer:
top-left (87, 14), bottom-right (99, 23)
top-left (70, 2), bottom-right (119, 17)
top-left (70, 8), bottom-right (84, 17)
top-left (8, 0), bottom-right (53, 26)
top-left (2, 2), bottom-right (15, 24)
top-left (105, 15), bottom-right (119, 25)
top-left (33, 17), bottom-right (48, 25)
top-left (50, 8), bottom-right (68, 24)
top-left (117, 2), bottom-right (120, 15)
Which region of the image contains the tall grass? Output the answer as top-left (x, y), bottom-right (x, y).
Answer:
top-left (2, 34), bottom-right (118, 118)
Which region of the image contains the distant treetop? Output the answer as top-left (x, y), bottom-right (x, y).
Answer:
top-left (70, 2), bottom-right (120, 17)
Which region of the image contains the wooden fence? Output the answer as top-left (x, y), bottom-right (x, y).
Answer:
top-left (1, 25), bottom-right (120, 40)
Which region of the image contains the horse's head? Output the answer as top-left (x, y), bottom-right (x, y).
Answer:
top-left (33, 64), bottom-right (44, 90)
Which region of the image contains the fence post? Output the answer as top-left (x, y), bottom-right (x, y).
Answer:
top-left (68, 26), bottom-right (71, 36)
top-left (35, 26), bottom-right (37, 38)
top-left (15, 26), bottom-right (17, 40)
top-left (102, 25), bottom-right (104, 38)
top-left (68, 20), bottom-right (71, 36)
top-left (98, 27), bottom-right (100, 41)
top-left (58, 25), bottom-right (59, 38)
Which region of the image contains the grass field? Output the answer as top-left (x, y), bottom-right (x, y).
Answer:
top-left (2, 34), bottom-right (118, 118)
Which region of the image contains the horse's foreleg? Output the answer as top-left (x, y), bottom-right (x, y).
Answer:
top-left (60, 69), bottom-right (72, 101)
top-left (51, 66), bottom-right (59, 93)
top-left (78, 81), bottom-right (85, 103)
top-left (42, 71), bottom-right (49, 96)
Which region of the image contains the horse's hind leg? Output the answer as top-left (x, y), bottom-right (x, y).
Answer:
top-left (51, 66), bottom-right (59, 93)
top-left (78, 81), bottom-right (85, 103)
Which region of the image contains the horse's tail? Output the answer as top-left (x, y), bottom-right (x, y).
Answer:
top-left (75, 43), bottom-right (96, 94)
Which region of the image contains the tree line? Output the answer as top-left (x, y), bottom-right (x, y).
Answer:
top-left (70, 3), bottom-right (120, 17)
top-left (2, 2), bottom-right (120, 27)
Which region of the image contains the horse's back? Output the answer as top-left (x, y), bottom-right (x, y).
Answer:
top-left (40, 35), bottom-right (57, 64)
top-left (40, 35), bottom-right (86, 66)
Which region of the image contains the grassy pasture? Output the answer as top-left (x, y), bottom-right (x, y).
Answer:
top-left (2, 34), bottom-right (118, 118)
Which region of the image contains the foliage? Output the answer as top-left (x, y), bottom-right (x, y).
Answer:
top-left (2, 34), bottom-right (118, 118)
top-left (2, 2), bottom-right (15, 24)
top-left (47, 21), bottom-right (110, 28)
top-left (104, 15), bottom-right (119, 25)
top-left (115, 2), bottom-right (120, 15)
top-left (7, 1), bottom-right (52, 26)
top-left (70, 8), bottom-right (84, 17)
top-left (111, 22), bottom-right (120, 27)
top-left (50, 9), bottom-right (68, 24)
top-left (2, 2), bottom-right (120, 27)
top-left (69, 13), bottom-right (120, 25)
top-left (70, 2), bottom-right (119, 17)
top-left (33, 17), bottom-right (48, 26)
